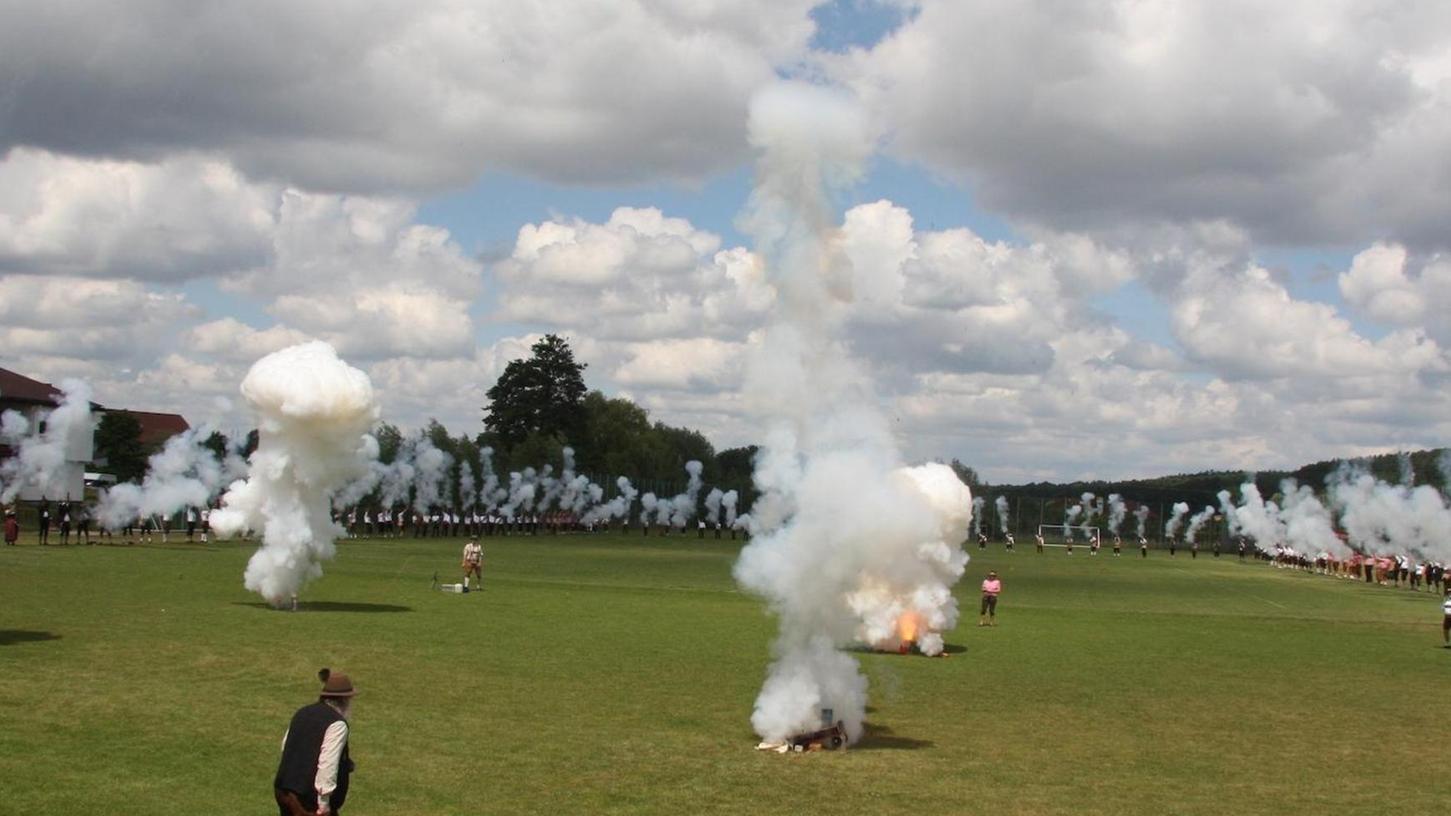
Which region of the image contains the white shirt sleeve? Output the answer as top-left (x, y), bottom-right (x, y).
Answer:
top-left (315, 720), bottom-right (349, 812)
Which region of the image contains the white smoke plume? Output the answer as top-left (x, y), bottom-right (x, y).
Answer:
top-left (1133, 505), bottom-right (1150, 537)
top-left (1278, 479), bottom-right (1348, 558)
top-left (667, 460), bottom-right (705, 528)
top-left (994, 496), bottom-right (1010, 534)
top-left (705, 487), bottom-right (724, 525)
top-left (1106, 494), bottom-right (1126, 535)
top-left (458, 460), bottom-right (476, 511)
top-left (1184, 505), bottom-right (1217, 545)
top-left (722, 489), bottom-right (739, 528)
top-left (1328, 464), bottom-right (1451, 560)
top-left (96, 427), bottom-right (241, 529)
top-left (376, 439), bottom-right (417, 510)
top-left (583, 476), bottom-right (636, 525)
top-left (1165, 502), bottom-right (1190, 540)
top-left (411, 437), bottom-right (453, 513)
top-left (209, 341), bottom-right (379, 606)
top-left (0, 379), bottom-right (96, 503)
top-left (1064, 504), bottom-right (1082, 536)
top-left (478, 446), bottom-right (503, 511)
top-left (639, 491), bottom-right (658, 527)
top-left (731, 82), bottom-right (971, 747)
top-left (970, 496), bottom-right (986, 536)
top-left (1221, 481), bottom-right (1283, 547)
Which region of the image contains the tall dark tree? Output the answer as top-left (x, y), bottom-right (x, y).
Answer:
top-left (202, 430), bottom-right (230, 462)
top-left (948, 458), bottom-right (984, 488)
top-left (483, 334), bottom-right (588, 447)
top-left (94, 412), bottom-right (146, 483)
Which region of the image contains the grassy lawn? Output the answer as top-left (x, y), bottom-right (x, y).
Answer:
top-left (1, 532), bottom-right (1447, 815)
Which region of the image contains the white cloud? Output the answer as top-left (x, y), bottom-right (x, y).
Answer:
top-left (837, 0), bottom-right (1451, 248)
top-left (1339, 242), bottom-right (1451, 342)
top-left (0, 0), bottom-right (819, 192)
top-left (0, 149), bottom-right (273, 281)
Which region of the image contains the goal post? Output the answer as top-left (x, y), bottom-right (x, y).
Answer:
top-left (1036, 524), bottom-right (1101, 547)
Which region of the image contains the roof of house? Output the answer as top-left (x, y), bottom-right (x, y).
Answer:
top-left (0, 367), bottom-right (66, 407)
top-left (112, 410), bottom-right (191, 448)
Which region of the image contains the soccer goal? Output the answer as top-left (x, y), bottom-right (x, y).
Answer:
top-left (1036, 524), bottom-right (1101, 548)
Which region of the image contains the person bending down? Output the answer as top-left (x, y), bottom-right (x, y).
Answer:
top-left (979, 571), bottom-right (1002, 627)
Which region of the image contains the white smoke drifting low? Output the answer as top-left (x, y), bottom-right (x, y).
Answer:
top-left (97, 428), bottom-right (244, 528)
top-left (209, 341), bottom-right (379, 606)
top-left (1328, 464), bottom-right (1451, 561)
top-left (0, 380), bottom-right (96, 502)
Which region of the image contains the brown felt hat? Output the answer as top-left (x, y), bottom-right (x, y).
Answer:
top-left (318, 668), bottom-right (357, 698)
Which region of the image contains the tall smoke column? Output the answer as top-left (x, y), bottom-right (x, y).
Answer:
top-left (1184, 505), bottom-right (1216, 545)
top-left (209, 341), bottom-right (379, 606)
top-left (639, 492), bottom-right (658, 527)
top-left (994, 496), bottom-right (1010, 534)
top-left (1133, 505), bottom-right (1150, 537)
top-left (0, 380), bottom-right (96, 502)
top-left (411, 438), bottom-right (453, 513)
top-left (377, 440), bottom-right (417, 511)
top-left (971, 496), bottom-right (986, 537)
top-left (669, 460), bottom-right (705, 527)
top-left (705, 488), bottom-right (724, 525)
top-left (1398, 452), bottom-right (1414, 486)
top-left (1279, 479), bottom-right (1347, 557)
top-left (478, 446), bottom-right (501, 511)
top-left (1105, 494), bottom-right (1126, 535)
top-left (1165, 502), bottom-right (1190, 540)
top-left (458, 461), bottom-right (476, 511)
top-left (722, 489), bottom-right (739, 528)
top-left (1223, 481), bottom-right (1283, 547)
top-left (731, 82), bottom-right (972, 746)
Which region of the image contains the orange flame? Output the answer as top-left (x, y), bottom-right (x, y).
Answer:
top-left (896, 610), bottom-right (922, 644)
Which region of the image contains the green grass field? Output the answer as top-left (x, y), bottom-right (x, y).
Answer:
top-left (2, 532), bottom-right (1447, 815)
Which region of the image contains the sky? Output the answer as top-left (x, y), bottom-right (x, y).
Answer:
top-left (1, 0), bottom-right (1449, 483)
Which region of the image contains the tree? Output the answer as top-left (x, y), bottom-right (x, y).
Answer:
top-left (948, 458), bottom-right (984, 488)
top-left (94, 412), bottom-right (146, 483)
top-left (483, 334), bottom-right (588, 448)
top-left (202, 431), bottom-right (230, 462)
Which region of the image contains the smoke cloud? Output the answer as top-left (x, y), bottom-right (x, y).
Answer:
top-left (0, 379), bottom-right (96, 502)
top-left (209, 341), bottom-right (379, 606)
top-left (731, 82), bottom-right (970, 747)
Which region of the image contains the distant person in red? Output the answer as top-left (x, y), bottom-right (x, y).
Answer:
top-left (979, 571), bottom-right (1002, 627)
top-left (4, 509), bottom-right (18, 545)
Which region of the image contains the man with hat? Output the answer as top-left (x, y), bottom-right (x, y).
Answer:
top-left (275, 669), bottom-right (357, 815)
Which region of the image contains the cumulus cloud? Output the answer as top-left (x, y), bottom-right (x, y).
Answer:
top-left (0, 149), bottom-right (274, 281)
top-left (0, 0), bottom-right (819, 192)
top-left (1339, 243), bottom-right (1451, 342)
top-left (837, 0), bottom-right (1451, 248)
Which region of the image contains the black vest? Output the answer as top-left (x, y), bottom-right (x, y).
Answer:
top-left (275, 702), bottom-right (352, 811)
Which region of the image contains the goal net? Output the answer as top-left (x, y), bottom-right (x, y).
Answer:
top-left (1036, 524), bottom-right (1101, 547)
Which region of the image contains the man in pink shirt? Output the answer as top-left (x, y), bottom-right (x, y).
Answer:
top-left (979, 571), bottom-right (1002, 627)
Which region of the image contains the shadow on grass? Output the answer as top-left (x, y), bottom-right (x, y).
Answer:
top-left (848, 643), bottom-right (965, 656)
top-left (0, 630), bottom-right (62, 645)
top-left (855, 723), bottom-right (934, 751)
top-left (232, 601), bottom-right (413, 614)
